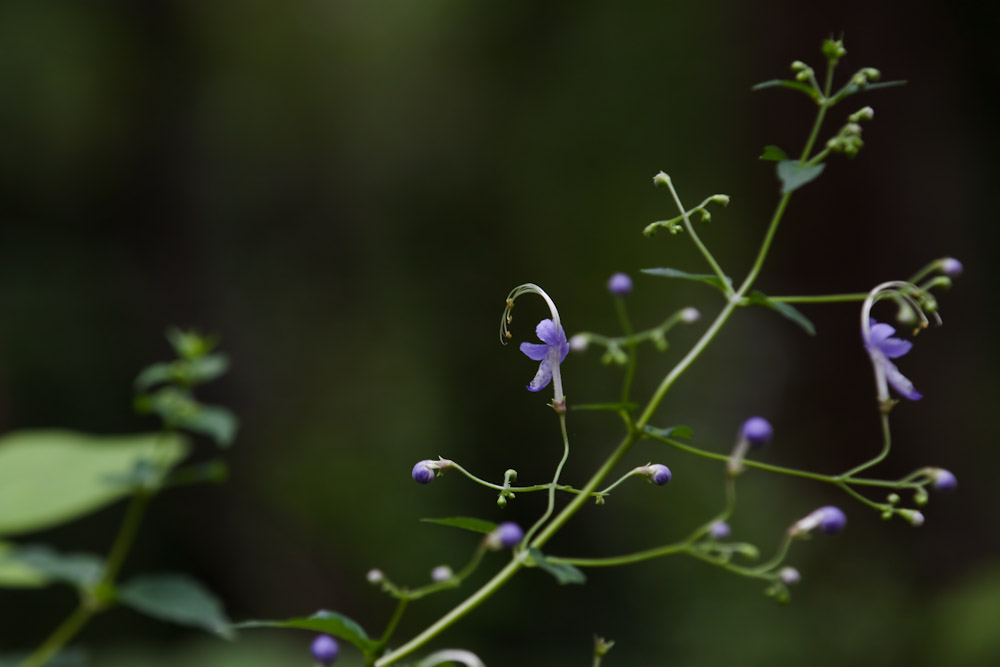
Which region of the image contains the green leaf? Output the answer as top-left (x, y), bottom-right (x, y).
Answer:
top-left (641, 268), bottom-right (732, 292)
top-left (570, 402), bottom-right (638, 412)
top-left (0, 430), bottom-right (189, 536)
top-left (528, 548), bottom-right (586, 585)
top-left (643, 425), bottom-right (694, 439)
top-left (236, 610), bottom-right (377, 654)
top-left (9, 544), bottom-right (104, 588)
top-left (134, 362), bottom-right (175, 392)
top-left (175, 404), bottom-right (239, 448)
top-left (759, 145), bottom-right (789, 162)
top-left (134, 354), bottom-right (230, 392)
top-left (0, 541), bottom-right (48, 588)
top-left (746, 291), bottom-right (817, 336)
top-left (751, 79), bottom-right (820, 101)
top-left (164, 459), bottom-right (229, 488)
top-left (831, 79), bottom-right (906, 103)
top-left (776, 160), bottom-right (826, 194)
top-left (420, 517), bottom-right (498, 534)
top-left (166, 328), bottom-right (218, 361)
top-left (118, 573), bottom-right (232, 638)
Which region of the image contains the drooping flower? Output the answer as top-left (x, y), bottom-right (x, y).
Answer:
top-left (519, 319), bottom-right (569, 393)
top-left (864, 319), bottom-right (922, 400)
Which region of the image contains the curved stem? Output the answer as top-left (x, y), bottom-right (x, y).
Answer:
top-left (661, 176), bottom-right (732, 297)
top-left (522, 415), bottom-right (571, 546)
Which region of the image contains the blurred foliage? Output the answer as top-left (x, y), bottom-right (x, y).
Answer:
top-left (0, 1), bottom-right (997, 666)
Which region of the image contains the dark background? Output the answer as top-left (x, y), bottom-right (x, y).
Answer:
top-left (1, 1), bottom-right (998, 665)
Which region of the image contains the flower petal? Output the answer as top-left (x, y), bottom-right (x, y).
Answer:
top-left (881, 356), bottom-right (922, 400)
top-left (526, 356), bottom-right (554, 392)
top-left (878, 336), bottom-right (913, 359)
top-left (535, 319), bottom-right (564, 346)
top-left (868, 321), bottom-right (896, 347)
top-left (519, 342), bottom-right (549, 361)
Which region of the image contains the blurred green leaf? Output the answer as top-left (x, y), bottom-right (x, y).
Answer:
top-left (164, 460), bottom-right (229, 488)
top-left (751, 79), bottom-right (820, 102)
top-left (118, 573), bottom-right (232, 638)
top-left (420, 517), bottom-right (498, 534)
top-left (166, 328), bottom-right (218, 361)
top-left (134, 362), bottom-right (174, 392)
top-left (0, 540), bottom-right (48, 588)
top-left (643, 425), bottom-right (694, 439)
top-left (746, 291), bottom-right (817, 336)
top-left (236, 610), bottom-right (377, 654)
top-left (176, 405), bottom-right (238, 447)
top-left (8, 544), bottom-right (104, 588)
top-left (776, 160), bottom-right (825, 194)
top-left (759, 145), bottom-right (789, 162)
top-left (0, 648), bottom-right (87, 667)
top-left (0, 431), bottom-right (189, 536)
top-left (641, 268), bottom-right (732, 292)
top-left (528, 548), bottom-right (586, 585)
top-left (831, 79), bottom-right (907, 104)
top-left (134, 355), bottom-right (230, 392)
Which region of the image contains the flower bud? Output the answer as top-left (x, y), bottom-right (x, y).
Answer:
top-left (897, 508), bottom-right (925, 527)
top-left (792, 505), bottom-right (846, 536)
top-left (431, 565), bottom-right (453, 582)
top-left (930, 468), bottom-right (957, 492)
top-left (652, 171), bottom-right (671, 188)
top-left (849, 106), bottom-right (875, 122)
top-left (940, 257), bottom-right (963, 277)
top-left (710, 194), bottom-right (730, 207)
top-left (366, 569), bottom-right (384, 584)
top-left (741, 417), bottom-right (773, 448)
top-left (681, 307), bottom-right (700, 324)
top-left (311, 634), bottom-right (340, 666)
top-left (637, 464), bottom-right (672, 486)
top-left (778, 566), bottom-right (800, 585)
top-left (411, 460), bottom-right (437, 484)
top-left (486, 522), bottom-right (524, 550)
top-left (568, 334), bottom-right (589, 352)
top-left (607, 273), bottom-right (633, 296)
top-left (709, 520), bottom-right (731, 539)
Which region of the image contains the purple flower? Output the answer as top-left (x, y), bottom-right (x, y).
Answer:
top-left (519, 319), bottom-right (569, 393)
top-left (645, 463), bottom-right (672, 486)
top-left (311, 634), bottom-right (340, 666)
top-left (709, 520), bottom-right (731, 539)
top-left (741, 417), bottom-right (773, 448)
top-left (865, 319), bottom-right (922, 400)
top-left (487, 522), bottom-right (524, 550)
top-left (607, 272), bottom-right (633, 295)
top-left (931, 468), bottom-right (957, 492)
top-left (940, 257), bottom-right (963, 277)
top-left (411, 460), bottom-right (436, 484)
top-left (792, 505), bottom-right (847, 536)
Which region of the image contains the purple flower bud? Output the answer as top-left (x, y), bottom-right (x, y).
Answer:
top-left (647, 463), bottom-right (672, 486)
top-left (940, 257), bottom-right (963, 277)
top-left (411, 460), bottom-right (436, 484)
top-left (431, 565), bottom-right (453, 582)
top-left (366, 569), bottom-right (383, 584)
top-left (931, 468), bottom-right (957, 492)
top-left (311, 634), bottom-right (340, 666)
top-left (487, 522), bottom-right (524, 550)
top-left (816, 506), bottom-right (847, 534)
top-left (709, 520), bottom-right (730, 539)
top-left (741, 417), bottom-right (773, 448)
top-left (607, 272), bottom-right (633, 296)
top-left (778, 566), bottom-right (800, 585)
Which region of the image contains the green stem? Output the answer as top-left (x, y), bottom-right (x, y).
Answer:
top-left (615, 297), bottom-right (638, 406)
top-left (662, 176), bottom-right (733, 297)
top-left (798, 61), bottom-right (836, 162)
top-left (19, 603), bottom-right (93, 667)
top-left (763, 293), bottom-right (868, 303)
top-left (378, 598), bottom-right (409, 646)
top-left (522, 414), bottom-right (572, 546)
top-left (837, 413), bottom-right (892, 480)
top-left (101, 492), bottom-right (150, 584)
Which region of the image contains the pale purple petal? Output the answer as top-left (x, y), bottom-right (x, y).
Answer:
top-left (527, 356), bottom-right (554, 392)
top-left (519, 342), bottom-right (549, 361)
top-left (878, 337), bottom-right (913, 359)
top-left (536, 319), bottom-right (564, 346)
top-left (881, 355), bottom-right (922, 400)
top-left (868, 321), bottom-right (896, 347)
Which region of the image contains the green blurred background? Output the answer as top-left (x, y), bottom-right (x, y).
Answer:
top-left (1, 1), bottom-right (998, 665)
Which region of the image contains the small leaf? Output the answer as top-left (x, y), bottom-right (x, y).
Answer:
top-left (10, 545), bottom-right (104, 588)
top-left (746, 291), bottom-right (817, 336)
top-left (118, 573), bottom-right (232, 638)
top-left (420, 517), bottom-right (498, 534)
top-left (831, 79), bottom-right (906, 103)
top-left (236, 610), bottom-right (377, 654)
top-left (730, 542), bottom-right (760, 560)
top-left (528, 548), bottom-right (586, 585)
top-left (0, 431), bottom-right (189, 536)
top-left (776, 160), bottom-right (826, 194)
top-left (134, 355), bottom-right (230, 392)
top-left (0, 541), bottom-right (48, 588)
top-left (641, 268), bottom-right (732, 292)
top-left (175, 405), bottom-right (239, 447)
top-left (643, 425), bottom-right (694, 439)
top-left (134, 362), bottom-right (175, 392)
top-left (751, 79), bottom-right (820, 101)
top-left (759, 145), bottom-right (789, 162)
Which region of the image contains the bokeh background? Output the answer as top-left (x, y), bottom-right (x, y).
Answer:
top-left (1, 1), bottom-right (998, 665)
